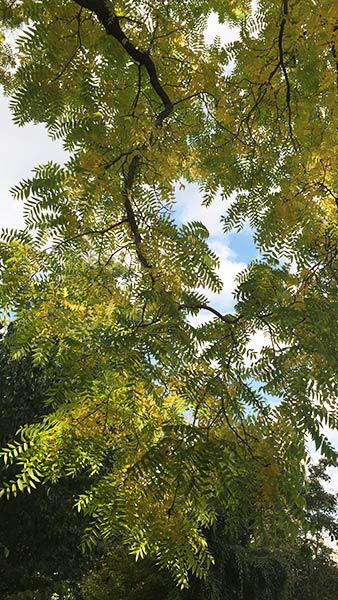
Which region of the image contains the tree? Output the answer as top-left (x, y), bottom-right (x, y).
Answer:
top-left (78, 461), bottom-right (338, 600)
top-left (79, 462), bottom-right (338, 600)
top-left (0, 333), bottom-right (91, 599)
top-left (0, 336), bottom-right (284, 600)
top-left (0, 334), bottom-right (336, 597)
top-left (0, 0), bottom-right (337, 587)
top-left (287, 460), bottom-right (338, 600)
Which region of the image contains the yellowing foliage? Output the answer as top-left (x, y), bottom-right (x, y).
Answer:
top-left (0, 0), bottom-right (337, 587)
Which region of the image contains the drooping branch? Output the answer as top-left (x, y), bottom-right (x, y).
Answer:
top-left (72, 0), bottom-right (173, 124)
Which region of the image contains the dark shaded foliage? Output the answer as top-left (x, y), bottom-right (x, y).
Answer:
top-left (0, 337), bottom-right (90, 599)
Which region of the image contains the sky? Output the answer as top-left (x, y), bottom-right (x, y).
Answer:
top-left (0, 11), bottom-right (337, 494)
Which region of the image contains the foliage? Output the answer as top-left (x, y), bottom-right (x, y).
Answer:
top-left (77, 462), bottom-right (338, 600)
top-left (287, 460), bottom-right (338, 600)
top-left (79, 547), bottom-right (179, 600)
top-left (0, 336), bottom-right (90, 599)
top-left (0, 0), bottom-right (337, 587)
top-left (305, 460), bottom-right (338, 549)
top-left (78, 462), bottom-right (338, 600)
top-left (0, 340), bottom-right (336, 598)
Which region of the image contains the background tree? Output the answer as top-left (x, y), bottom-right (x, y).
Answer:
top-left (287, 460), bottom-right (338, 600)
top-left (0, 334), bottom-right (90, 599)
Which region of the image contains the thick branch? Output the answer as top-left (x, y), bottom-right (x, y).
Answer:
top-left (72, 0), bottom-right (175, 272)
top-left (278, 0), bottom-right (296, 147)
top-left (73, 0), bottom-right (173, 124)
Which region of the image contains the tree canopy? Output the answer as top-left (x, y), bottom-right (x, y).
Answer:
top-left (0, 0), bottom-right (337, 587)
top-left (0, 338), bottom-right (336, 599)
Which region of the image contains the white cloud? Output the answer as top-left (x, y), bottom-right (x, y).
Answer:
top-left (176, 185), bottom-right (236, 237)
top-left (187, 311), bottom-right (213, 328)
top-left (325, 464), bottom-right (338, 495)
top-left (176, 184), bottom-right (247, 317)
top-left (204, 1), bottom-right (260, 47)
top-left (247, 329), bottom-right (270, 355)
top-left (207, 238), bottom-right (246, 310)
top-left (187, 246), bottom-right (246, 327)
top-left (0, 95), bottom-right (67, 230)
top-left (204, 13), bottom-right (240, 46)
top-left (0, 197), bottom-right (24, 230)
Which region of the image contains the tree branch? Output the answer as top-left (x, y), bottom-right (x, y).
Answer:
top-left (54, 218), bottom-right (128, 249)
top-left (72, 0), bottom-right (173, 124)
top-left (72, 0), bottom-right (176, 273)
top-left (181, 303), bottom-right (240, 325)
top-left (122, 156), bottom-right (152, 270)
top-left (278, 0), bottom-right (297, 148)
